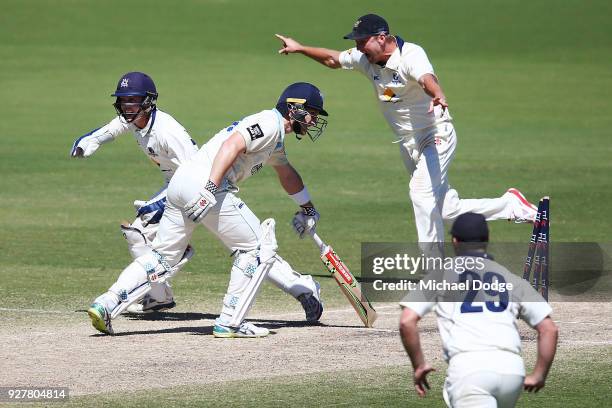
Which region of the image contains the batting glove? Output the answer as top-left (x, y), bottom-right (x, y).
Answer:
top-left (184, 181), bottom-right (218, 223)
top-left (292, 206), bottom-right (320, 239)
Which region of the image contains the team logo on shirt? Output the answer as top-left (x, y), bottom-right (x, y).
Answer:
top-left (247, 123), bottom-right (264, 140)
top-left (391, 72), bottom-right (401, 83)
top-left (381, 88), bottom-right (399, 102)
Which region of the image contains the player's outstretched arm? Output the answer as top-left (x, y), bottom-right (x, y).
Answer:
top-left (275, 34), bottom-right (341, 69)
top-left (400, 307), bottom-right (435, 397)
top-left (70, 127), bottom-right (115, 158)
top-left (524, 316), bottom-right (559, 393)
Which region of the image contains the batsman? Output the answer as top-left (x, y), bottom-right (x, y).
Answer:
top-left (88, 82), bottom-right (329, 337)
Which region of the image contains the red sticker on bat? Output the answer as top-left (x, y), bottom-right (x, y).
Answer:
top-left (326, 251), bottom-right (354, 285)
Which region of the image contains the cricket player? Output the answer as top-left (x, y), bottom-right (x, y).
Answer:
top-left (399, 213), bottom-right (558, 407)
top-left (276, 14), bottom-right (538, 244)
top-left (71, 71), bottom-right (199, 313)
top-left (87, 82), bottom-right (328, 337)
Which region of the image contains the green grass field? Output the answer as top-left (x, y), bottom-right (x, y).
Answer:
top-left (1, 0), bottom-right (611, 406)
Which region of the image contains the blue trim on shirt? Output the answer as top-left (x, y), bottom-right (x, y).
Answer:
top-left (395, 35), bottom-right (405, 53)
top-left (71, 127), bottom-right (101, 155)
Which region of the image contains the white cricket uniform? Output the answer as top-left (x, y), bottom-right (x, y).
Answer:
top-left (339, 38), bottom-right (516, 243)
top-left (78, 109), bottom-right (198, 304)
top-left (400, 254), bottom-right (553, 408)
top-left (146, 109), bottom-right (317, 311)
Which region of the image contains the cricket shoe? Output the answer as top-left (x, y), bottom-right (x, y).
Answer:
top-left (213, 321), bottom-right (270, 338)
top-left (87, 302), bottom-right (114, 335)
top-left (297, 279), bottom-right (323, 322)
top-left (505, 188), bottom-right (538, 223)
top-left (124, 295), bottom-right (176, 314)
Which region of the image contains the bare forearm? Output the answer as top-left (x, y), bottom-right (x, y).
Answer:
top-left (296, 46), bottom-right (341, 68)
top-left (533, 323), bottom-right (558, 379)
top-left (400, 311), bottom-right (426, 369)
top-left (208, 135), bottom-right (244, 186)
top-left (208, 149), bottom-right (236, 186)
top-left (419, 74), bottom-right (445, 99)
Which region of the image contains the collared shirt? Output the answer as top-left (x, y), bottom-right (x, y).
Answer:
top-left (197, 109), bottom-right (289, 185)
top-left (339, 37), bottom-right (452, 135)
top-left (88, 109), bottom-right (199, 184)
top-left (400, 255), bottom-right (552, 363)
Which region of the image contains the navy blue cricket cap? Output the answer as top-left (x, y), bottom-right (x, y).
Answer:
top-left (276, 82), bottom-right (329, 117)
top-left (111, 72), bottom-right (157, 97)
top-left (343, 14), bottom-right (389, 40)
top-left (450, 212), bottom-right (489, 242)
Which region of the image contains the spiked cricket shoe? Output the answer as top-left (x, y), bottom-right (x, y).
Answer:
top-left (298, 279), bottom-right (323, 322)
top-left (213, 321), bottom-right (269, 338)
top-left (505, 188), bottom-right (538, 223)
top-left (87, 302), bottom-right (114, 335)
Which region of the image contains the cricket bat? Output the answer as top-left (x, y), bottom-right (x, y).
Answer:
top-left (310, 231), bottom-right (377, 327)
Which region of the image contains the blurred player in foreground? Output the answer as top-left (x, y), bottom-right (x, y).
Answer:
top-left (276, 14), bottom-right (538, 245)
top-left (71, 72), bottom-right (199, 313)
top-left (399, 212), bottom-right (558, 407)
top-left (87, 82), bottom-right (328, 337)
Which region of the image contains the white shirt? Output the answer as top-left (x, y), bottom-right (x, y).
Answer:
top-left (400, 254), bottom-right (552, 363)
top-left (197, 109), bottom-right (289, 185)
top-left (339, 37), bottom-right (452, 135)
top-left (91, 109), bottom-right (198, 184)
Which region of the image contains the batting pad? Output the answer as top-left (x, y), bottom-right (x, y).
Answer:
top-left (226, 219), bottom-right (277, 327)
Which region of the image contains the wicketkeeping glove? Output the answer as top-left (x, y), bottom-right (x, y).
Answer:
top-left (292, 205), bottom-right (320, 239)
top-left (184, 180), bottom-right (218, 223)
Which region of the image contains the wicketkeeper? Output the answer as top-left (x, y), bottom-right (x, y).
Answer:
top-left (71, 72), bottom-right (199, 313)
top-left (88, 82), bottom-right (328, 337)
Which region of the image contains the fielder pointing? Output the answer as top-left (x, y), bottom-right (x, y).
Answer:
top-left (71, 72), bottom-right (199, 313)
top-left (400, 213), bottom-right (558, 407)
top-left (276, 14), bottom-right (538, 245)
top-left (88, 82), bottom-right (328, 337)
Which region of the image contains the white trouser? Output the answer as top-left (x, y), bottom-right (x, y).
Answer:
top-left (443, 351), bottom-right (525, 408)
top-left (399, 122), bottom-right (514, 243)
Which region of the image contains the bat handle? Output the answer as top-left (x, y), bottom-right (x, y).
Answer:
top-left (309, 230), bottom-right (326, 253)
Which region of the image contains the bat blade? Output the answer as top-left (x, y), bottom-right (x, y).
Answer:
top-left (321, 246), bottom-right (378, 327)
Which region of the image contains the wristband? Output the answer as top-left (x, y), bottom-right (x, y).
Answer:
top-left (290, 186), bottom-right (311, 206)
top-left (301, 206), bottom-right (317, 216)
top-left (205, 180), bottom-right (219, 195)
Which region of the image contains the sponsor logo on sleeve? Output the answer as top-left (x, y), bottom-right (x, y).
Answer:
top-left (247, 123), bottom-right (264, 140)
